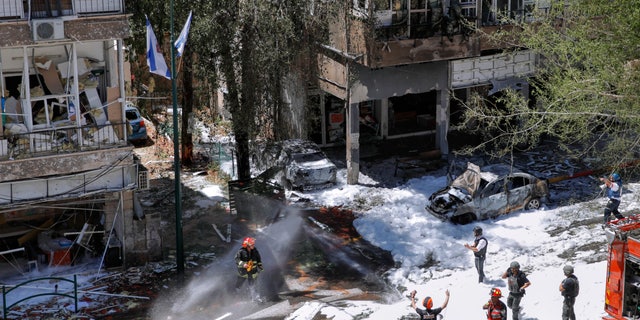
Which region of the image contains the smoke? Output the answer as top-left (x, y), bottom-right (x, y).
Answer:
top-left (149, 206), bottom-right (304, 319)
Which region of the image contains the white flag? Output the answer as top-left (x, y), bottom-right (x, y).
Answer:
top-left (174, 11), bottom-right (192, 57)
top-left (146, 15), bottom-right (171, 79)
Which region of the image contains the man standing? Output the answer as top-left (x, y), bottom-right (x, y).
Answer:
top-left (410, 288), bottom-right (450, 319)
top-left (483, 288), bottom-right (507, 320)
top-left (600, 173), bottom-right (625, 224)
top-left (501, 261), bottom-right (531, 320)
top-left (464, 226), bottom-right (488, 283)
top-left (559, 265), bottom-right (579, 320)
top-left (235, 237), bottom-right (263, 301)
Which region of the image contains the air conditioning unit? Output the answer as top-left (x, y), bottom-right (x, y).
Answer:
top-left (32, 19), bottom-right (65, 41)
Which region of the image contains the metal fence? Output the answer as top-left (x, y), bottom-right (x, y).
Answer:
top-left (2, 275), bottom-right (78, 319)
top-left (2, 122), bottom-right (128, 160)
top-left (0, 0), bottom-right (125, 20)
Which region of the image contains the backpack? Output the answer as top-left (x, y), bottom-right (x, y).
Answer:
top-left (564, 275), bottom-right (579, 297)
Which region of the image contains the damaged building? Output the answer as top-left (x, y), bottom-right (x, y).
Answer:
top-left (0, 0), bottom-right (160, 274)
top-left (308, 0), bottom-right (543, 182)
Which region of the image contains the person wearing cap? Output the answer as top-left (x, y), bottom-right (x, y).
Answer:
top-left (483, 288), bottom-right (507, 320)
top-left (409, 288), bottom-right (450, 319)
top-left (600, 172), bottom-right (625, 224)
top-left (464, 225), bottom-right (488, 283)
top-left (234, 237), bottom-right (263, 299)
top-left (559, 265), bottom-right (579, 320)
top-left (501, 261), bottom-right (530, 320)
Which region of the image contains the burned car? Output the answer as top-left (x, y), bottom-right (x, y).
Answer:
top-left (252, 139), bottom-right (337, 191)
top-left (425, 162), bottom-right (549, 224)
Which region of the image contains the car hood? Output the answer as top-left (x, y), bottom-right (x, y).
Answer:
top-left (451, 162), bottom-right (482, 197)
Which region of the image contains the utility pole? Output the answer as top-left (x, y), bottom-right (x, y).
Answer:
top-left (170, 0), bottom-right (184, 278)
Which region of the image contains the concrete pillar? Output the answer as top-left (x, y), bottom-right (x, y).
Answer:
top-left (346, 101), bottom-right (359, 184)
top-left (103, 190), bottom-right (161, 267)
top-left (380, 98), bottom-right (389, 138)
top-left (435, 89), bottom-right (450, 155)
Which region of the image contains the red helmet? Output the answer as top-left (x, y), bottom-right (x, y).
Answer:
top-left (490, 288), bottom-right (502, 297)
top-left (242, 237), bottom-right (255, 248)
top-left (422, 296), bottom-right (433, 309)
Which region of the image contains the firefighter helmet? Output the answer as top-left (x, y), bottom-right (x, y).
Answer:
top-left (473, 226), bottom-right (483, 236)
top-left (510, 261), bottom-right (520, 269)
top-left (611, 173), bottom-right (621, 181)
top-left (422, 296), bottom-right (433, 309)
top-left (563, 265), bottom-right (574, 275)
top-left (490, 288), bottom-right (502, 297)
top-left (242, 237), bottom-right (256, 248)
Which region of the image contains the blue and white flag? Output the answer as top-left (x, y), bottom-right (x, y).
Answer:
top-left (174, 11), bottom-right (192, 57)
top-left (146, 15), bottom-right (171, 79)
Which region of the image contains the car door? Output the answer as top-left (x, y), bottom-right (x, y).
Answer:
top-left (504, 175), bottom-right (534, 211)
top-left (474, 177), bottom-right (510, 220)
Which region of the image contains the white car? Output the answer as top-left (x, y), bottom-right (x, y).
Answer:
top-left (252, 139), bottom-right (337, 191)
top-left (425, 162), bottom-right (549, 224)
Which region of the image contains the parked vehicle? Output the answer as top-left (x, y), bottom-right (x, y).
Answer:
top-left (603, 214), bottom-right (640, 319)
top-left (125, 103), bottom-right (148, 143)
top-left (425, 162), bottom-right (549, 224)
top-left (252, 139), bottom-right (337, 191)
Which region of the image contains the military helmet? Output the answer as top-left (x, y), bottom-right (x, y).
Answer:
top-left (563, 265), bottom-right (574, 275)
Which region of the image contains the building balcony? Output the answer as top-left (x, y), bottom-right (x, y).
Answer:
top-left (337, 0), bottom-right (549, 69)
top-left (0, 0), bottom-right (124, 21)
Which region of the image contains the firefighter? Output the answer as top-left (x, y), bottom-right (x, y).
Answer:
top-left (234, 237), bottom-right (263, 300)
top-left (501, 261), bottom-right (531, 320)
top-left (409, 288), bottom-right (450, 319)
top-left (559, 265), bottom-right (579, 320)
top-left (483, 288), bottom-right (507, 320)
top-left (600, 173), bottom-right (625, 224)
top-left (464, 225), bottom-right (488, 283)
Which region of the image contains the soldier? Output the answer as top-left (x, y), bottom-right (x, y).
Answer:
top-left (559, 265), bottom-right (579, 320)
top-left (501, 261), bottom-right (531, 320)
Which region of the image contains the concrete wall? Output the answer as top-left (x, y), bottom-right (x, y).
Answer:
top-left (0, 147), bottom-right (135, 182)
top-left (103, 190), bottom-right (161, 267)
top-left (0, 16), bottom-right (130, 48)
top-left (350, 61), bottom-right (449, 103)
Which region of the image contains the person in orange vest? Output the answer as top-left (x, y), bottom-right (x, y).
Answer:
top-left (483, 288), bottom-right (507, 320)
top-left (234, 237), bottom-right (263, 301)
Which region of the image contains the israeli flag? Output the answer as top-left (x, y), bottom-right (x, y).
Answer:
top-left (146, 15), bottom-right (171, 79)
top-left (174, 11), bottom-right (192, 57)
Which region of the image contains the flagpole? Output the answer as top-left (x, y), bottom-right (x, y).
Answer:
top-left (170, 0), bottom-right (185, 278)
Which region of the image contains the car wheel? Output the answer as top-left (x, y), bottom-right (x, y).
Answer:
top-left (452, 213), bottom-right (476, 225)
top-left (525, 198), bottom-right (541, 210)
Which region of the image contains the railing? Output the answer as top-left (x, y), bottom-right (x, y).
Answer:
top-left (2, 275), bottom-right (78, 319)
top-left (0, 0), bottom-right (125, 20)
top-left (2, 121), bottom-right (128, 160)
top-left (73, 0), bottom-right (123, 15)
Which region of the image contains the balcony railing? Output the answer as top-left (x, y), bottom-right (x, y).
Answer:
top-left (2, 121), bottom-right (128, 160)
top-left (0, 0), bottom-right (124, 20)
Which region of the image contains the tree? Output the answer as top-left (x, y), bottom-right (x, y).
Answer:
top-left (126, 1), bottom-right (195, 165)
top-left (189, 0), bottom-right (338, 180)
top-left (459, 0), bottom-right (640, 171)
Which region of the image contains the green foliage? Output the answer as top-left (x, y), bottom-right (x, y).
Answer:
top-left (460, 0), bottom-right (640, 170)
